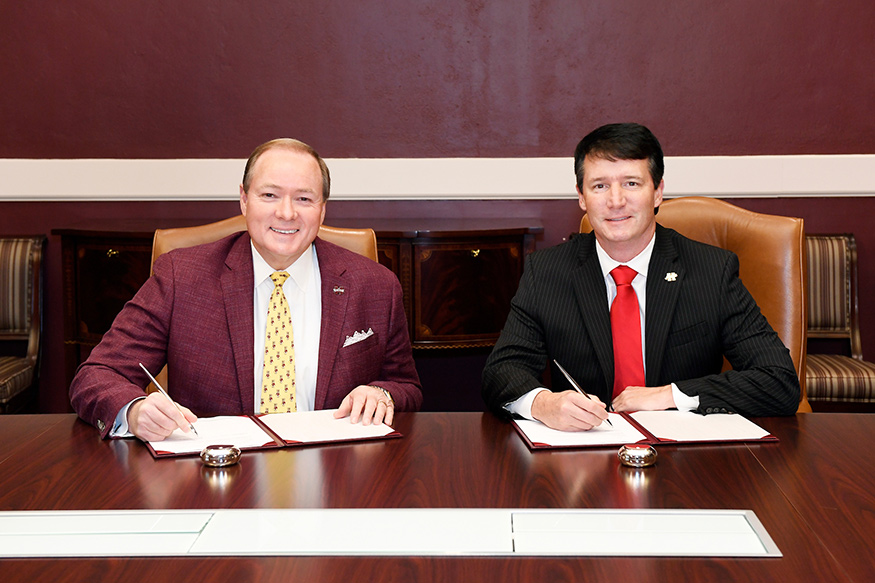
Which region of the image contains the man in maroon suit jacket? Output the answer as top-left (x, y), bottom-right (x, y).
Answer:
top-left (70, 139), bottom-right (421, 440)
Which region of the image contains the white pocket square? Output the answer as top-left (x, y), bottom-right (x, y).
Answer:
top-left (343, 328), bottom-right (374, 347)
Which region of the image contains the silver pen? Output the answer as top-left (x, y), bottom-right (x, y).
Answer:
top-left (138, 363), bottom-right (199, 436)
top-left (552, 359), bottom-right (613, 427)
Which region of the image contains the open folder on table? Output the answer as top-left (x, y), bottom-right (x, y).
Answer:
top-left (513, 410), bottom-right (777, 450)
top-left (146, 409), bottom-right (401, 458)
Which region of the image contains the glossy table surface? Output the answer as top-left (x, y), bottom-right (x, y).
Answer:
top-left (0, 412), bottom-right (872, 582)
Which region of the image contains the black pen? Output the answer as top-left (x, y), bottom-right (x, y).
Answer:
top-left (552, 359), bottom-right (613, 427)
top-left (139, 363), bottom-right (199, 436)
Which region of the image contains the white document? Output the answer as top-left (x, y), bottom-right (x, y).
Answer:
top-left (629, 410), bottom-right (771, 442)
top-left (148, 415), bottom-right (277, 455)
top-left (258, 409), bottom-right (396, 444)
top-left (514, 413), bottom-right (648, 448)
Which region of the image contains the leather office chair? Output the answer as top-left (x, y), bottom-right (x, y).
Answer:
top-left (148, 217), bottom-right (378, 390)
top-left (805, 234), bottom-right (875, 410)
top-left (0, 236), bottom-right (46, 413)
top-left (581, 196), bottom-right (811, 413)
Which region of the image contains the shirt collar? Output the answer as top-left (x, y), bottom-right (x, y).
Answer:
top-left (594, 232), bottom-right (656, 280)
top-left (251, 242), bottom-right (316, 292)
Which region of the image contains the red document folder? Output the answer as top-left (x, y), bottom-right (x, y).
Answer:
top-left (513, 410), bottom-right (777, 451)
top-left (146, 410), bottom-right (402, 458)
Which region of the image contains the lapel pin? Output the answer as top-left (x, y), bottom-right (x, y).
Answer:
top-left (333, 285), bottom-right (346, 295)
top-left (665, 272), bottom-right (677, 282)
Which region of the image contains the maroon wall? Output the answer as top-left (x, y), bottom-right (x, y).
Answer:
top-left (3, 1), bottom-right (873, 158)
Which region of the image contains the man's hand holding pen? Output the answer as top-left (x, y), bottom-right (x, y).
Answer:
top-left (532, 359), bottom-right (613, 431)
top-left (128, 392), bottom-right (199, 442)
top-left (531, 389), bottom-right (610, 432)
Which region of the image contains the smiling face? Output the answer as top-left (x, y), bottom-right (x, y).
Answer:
top-left (577, 155), bottom-right (664, 262)
top-left (239, 147), bottom-right (326, 270)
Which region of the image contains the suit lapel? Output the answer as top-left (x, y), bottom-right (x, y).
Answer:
top-left (222, 234), bottom-right (256, 412)
top-left (645, 225), bottom-right (683, 385)
top-left (314, 238), bottom-right (348, 409)
top-left (571, 235), bottom-right (615, 388)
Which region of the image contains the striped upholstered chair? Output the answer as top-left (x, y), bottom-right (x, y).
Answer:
top-left (806, 234), bottom-right (875, 411)
top-left (0, 236), bottom-right (46, 413)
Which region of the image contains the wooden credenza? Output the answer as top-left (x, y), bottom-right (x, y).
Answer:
top-left (54, 219), bottom-right (542, 384)
top-left (355, 219), bottom-right (541, 348)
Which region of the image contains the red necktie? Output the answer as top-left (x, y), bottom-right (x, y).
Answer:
top-left (610, 266), bottom-right (645, 399)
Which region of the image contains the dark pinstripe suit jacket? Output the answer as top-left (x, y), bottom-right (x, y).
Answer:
top-left (482, 225), bottom-right (800, 418)
top-left (70, 233), bottom-right (422, 438)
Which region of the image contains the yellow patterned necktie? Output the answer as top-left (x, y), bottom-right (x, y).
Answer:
top-left (260, 271), bottom-right (296, 413)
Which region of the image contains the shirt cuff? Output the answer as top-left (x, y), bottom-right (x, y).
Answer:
top-left (671, 383), bottom-right (699, 412)
top-left (110, 397), bottom-right (145, 438)
top-left (503, 387), bottom-right (550, 420)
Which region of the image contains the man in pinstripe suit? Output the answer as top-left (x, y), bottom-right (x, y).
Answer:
top-left (482, 123), bottom-right (800, 431)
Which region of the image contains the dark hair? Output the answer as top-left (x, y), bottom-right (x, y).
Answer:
top-left (242, 138), bottom-right (331, 201)
top-left (574, 123), bottom-right (664, 192)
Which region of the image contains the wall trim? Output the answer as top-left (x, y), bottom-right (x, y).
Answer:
top-left (1, 155), bottom-right (873, 202)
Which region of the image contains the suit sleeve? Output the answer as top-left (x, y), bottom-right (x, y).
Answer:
top-left (481, 258), bottom-right (550, 418)
top-left (69, 254), bottom-right (175, 438)
top-left (674, 252), bottom-right (801, 417)
top-left (368, 275), bottom-right (423, 411)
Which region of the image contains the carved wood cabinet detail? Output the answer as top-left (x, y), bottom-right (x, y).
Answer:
top-left (350, 219), bottom-right (541, 349)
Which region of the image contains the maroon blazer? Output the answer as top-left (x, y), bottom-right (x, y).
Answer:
top-left (70, 233), bottom-right (422, 438)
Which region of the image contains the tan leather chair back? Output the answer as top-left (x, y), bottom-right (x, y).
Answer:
top-left (314, 224), bottom-right (379, 263)
top-left (152, 215), bottom-right (377, 272)
top-left (581, 196), bottom-right (810, 412)
top-left (147, 217), bottom-right (377, 392)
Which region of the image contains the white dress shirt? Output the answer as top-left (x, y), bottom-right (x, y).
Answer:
top-left (251, 242), bottom-right (321, 412)
top-left (506, 233), bottom-right (698, 418)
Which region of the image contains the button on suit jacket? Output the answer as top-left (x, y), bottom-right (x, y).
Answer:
top-left (482, 225), bottom-right (800, 418)
top-left (70, 232), bottom-right (422, 438)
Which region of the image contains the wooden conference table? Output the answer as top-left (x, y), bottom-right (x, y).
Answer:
top-left (0, 412), bottom-right (873, 582)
